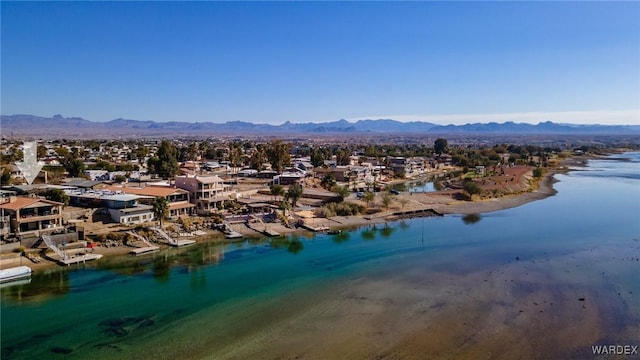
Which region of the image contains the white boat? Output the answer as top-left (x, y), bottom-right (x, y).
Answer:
top-left (0, 266), bottom-right (32, 283)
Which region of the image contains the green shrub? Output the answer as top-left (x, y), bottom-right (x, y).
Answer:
top-left (533, 167), bottom-right (543, 178)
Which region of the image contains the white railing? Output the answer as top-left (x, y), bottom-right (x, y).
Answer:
top-left (127, 231), bottom-right (153, 247)
top-left (42, 234), bottom-right (66, 259)
top-left (151, 227), bottom-right (177, 245)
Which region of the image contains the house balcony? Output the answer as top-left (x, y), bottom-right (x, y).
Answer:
top-left (16, 225), bottom-right (65, 238)
top-left (17, 214), bottom-right (62, 224)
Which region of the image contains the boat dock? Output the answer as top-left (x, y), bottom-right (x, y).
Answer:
top-left (216, 222), bottom-right (243, 239)
top-left (263, 229), bottom-right (280, 237)
top-left (299, 222), bottom-right (330, 232)
top-left (225, 231), bottom-right (243, 239)
top-left (172, 239), bottom-right (196, 247)
top-left (246, 216), bottom-right (280, 237)
top-left (58, 253), bottom-right (103, 266)
top-left (246, 222), bottom-right (280, 237)
top-left (151, 227), bottom-right (196, 247)
top-left (129, 246), bottom-right (160, 255)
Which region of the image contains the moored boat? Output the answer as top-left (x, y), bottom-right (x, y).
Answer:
top-left (0, 265), bottom-right (32, 283)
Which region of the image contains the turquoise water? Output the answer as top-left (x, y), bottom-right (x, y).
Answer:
top-left (408, 180), bottom-right (436, 192)
top-left (393, 180), bottom-right (436, 192)
top-left (2, 152), bottom-right (639, 359)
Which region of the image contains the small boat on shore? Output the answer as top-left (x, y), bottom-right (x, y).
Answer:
top-left (327, 230), bottom-right (342, 235)
top-left (0, 265), bottom-right (32, 283)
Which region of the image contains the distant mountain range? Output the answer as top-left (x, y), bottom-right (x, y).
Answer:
top-left (1, 114), bottom-right (638, 138)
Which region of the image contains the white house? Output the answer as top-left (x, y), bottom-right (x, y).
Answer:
top-left (175, 175), bottom-right (235, 215)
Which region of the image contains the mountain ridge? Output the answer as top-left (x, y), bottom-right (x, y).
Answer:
top-left (1, 114), bottom-right (638, 138)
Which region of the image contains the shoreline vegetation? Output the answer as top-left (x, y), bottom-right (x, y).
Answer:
top-left (0, 151), bottom-right (621, 274)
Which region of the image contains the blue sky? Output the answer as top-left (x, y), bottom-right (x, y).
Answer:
top-left (2, 1), bottom-right (638, 125)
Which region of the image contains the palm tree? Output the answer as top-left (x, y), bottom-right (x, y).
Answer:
top-left (399, 198), bottom-right (409, 210)
top-left (279, 196), bottom-right (291, 218)
top-left (381, 193), bottom-right (393, 212)
top-left (287, 184), bottom-right (303, 208)
top-left (152, 196), bottom-right (169, 227)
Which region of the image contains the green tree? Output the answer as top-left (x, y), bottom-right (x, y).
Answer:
top-left (249, 145), bottom-right (267, 171)
top-left (1, 170), bottom-right (11, 186)
top-left (320, 173), bottom-right (337, 190)
top-left (152, 196), bottom-right (169, 227)
top-left (533, 167), bottom-right (543, 178)
top-left (147, 140), bottom-right (179, 178)
top-left (270, 184), bottom-right (285, 202)
top-left (95, 160), bottom-right (116, 172)
top-left (434, 138), bottom-right (448, 155)
top-left (134, 143), bottom-right (149, 163)
top-left (310, 147), bottom-right (325, 167)
top-left (362, 191), bottom-right (375, 206)
top-left (114, 174), bottom-right (128, 183)
top-left (279, 198), bottom-right (291, 218)
top-left (335, 149), bottom-right (350, 166)
top-left (228, 142), bottom-right (244, 168)
top-left (187, 142), bottom-right (199, 161)
top-left (45, 188), bottom-right (70, 206)
top-left (286, 184), bottom-right (303, 208)
top-left (266, 140), bottom-right (291, 173)
top-left (331, 185), bottom-right (350, 201)
top-left (66, 159), bottom-right (86, 178)
top-left (37, 144), bottom-right (48, 159)
top-left (463, 179), bottom-right (482, 200)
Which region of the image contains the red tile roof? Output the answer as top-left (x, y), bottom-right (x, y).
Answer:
top-left (105, 186), bottom-right (186, 198)
top-left (0, 197), bottom-right (62, 211)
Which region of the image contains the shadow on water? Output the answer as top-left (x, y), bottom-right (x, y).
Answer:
top-left (152, 256), bottom-right (171, 283)
top-left (269, 236), bottom-right (304, 255)
top-left (379, 224), bottom-right (395, 238)
top-left (361, 226), bottom-right (377, 240)
top-left (332, 231), bottom-right (350, 244)
top-left (1, 270), bottom-right (71, 305)
top-left (462, 213), bottom-right (482, 225)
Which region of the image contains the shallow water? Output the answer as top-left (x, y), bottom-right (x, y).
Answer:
top-left (408, 180), bottom-right (436, 192)
top-left (394, 180), bottom-right (437, 192)
top-left (2, 152), bottom-right (639, 359)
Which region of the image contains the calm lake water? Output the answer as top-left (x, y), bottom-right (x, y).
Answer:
top-left (2, 152), bottom-right (639, 359)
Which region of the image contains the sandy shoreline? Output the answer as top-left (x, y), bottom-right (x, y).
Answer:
top-left (2, 169), bottom-right (563, 274)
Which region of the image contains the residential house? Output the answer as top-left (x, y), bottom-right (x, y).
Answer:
top-left (0, 190), bottom-right (17, 240)
top-left (105, 194), bottom-right (154, 225)
top-left (175, 175), bottom-right (235, 215)
top-left (66, 189), bottom-right (154, 225)
top-left (315, 166), bottom-right (351, 182)
top-left (106, 185), bottom-right (195, 218)
top-left (273, 171), bottom-right (305, 186)
top-left (0, 195), bottom-right (64, 239)
top-left (292, 160), bottom-right (315, 174)
top-left (63, 178), bottom-right (109, 190)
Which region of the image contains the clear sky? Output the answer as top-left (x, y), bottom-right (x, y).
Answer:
top-left (2, 1), bottom-right (639, 125)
